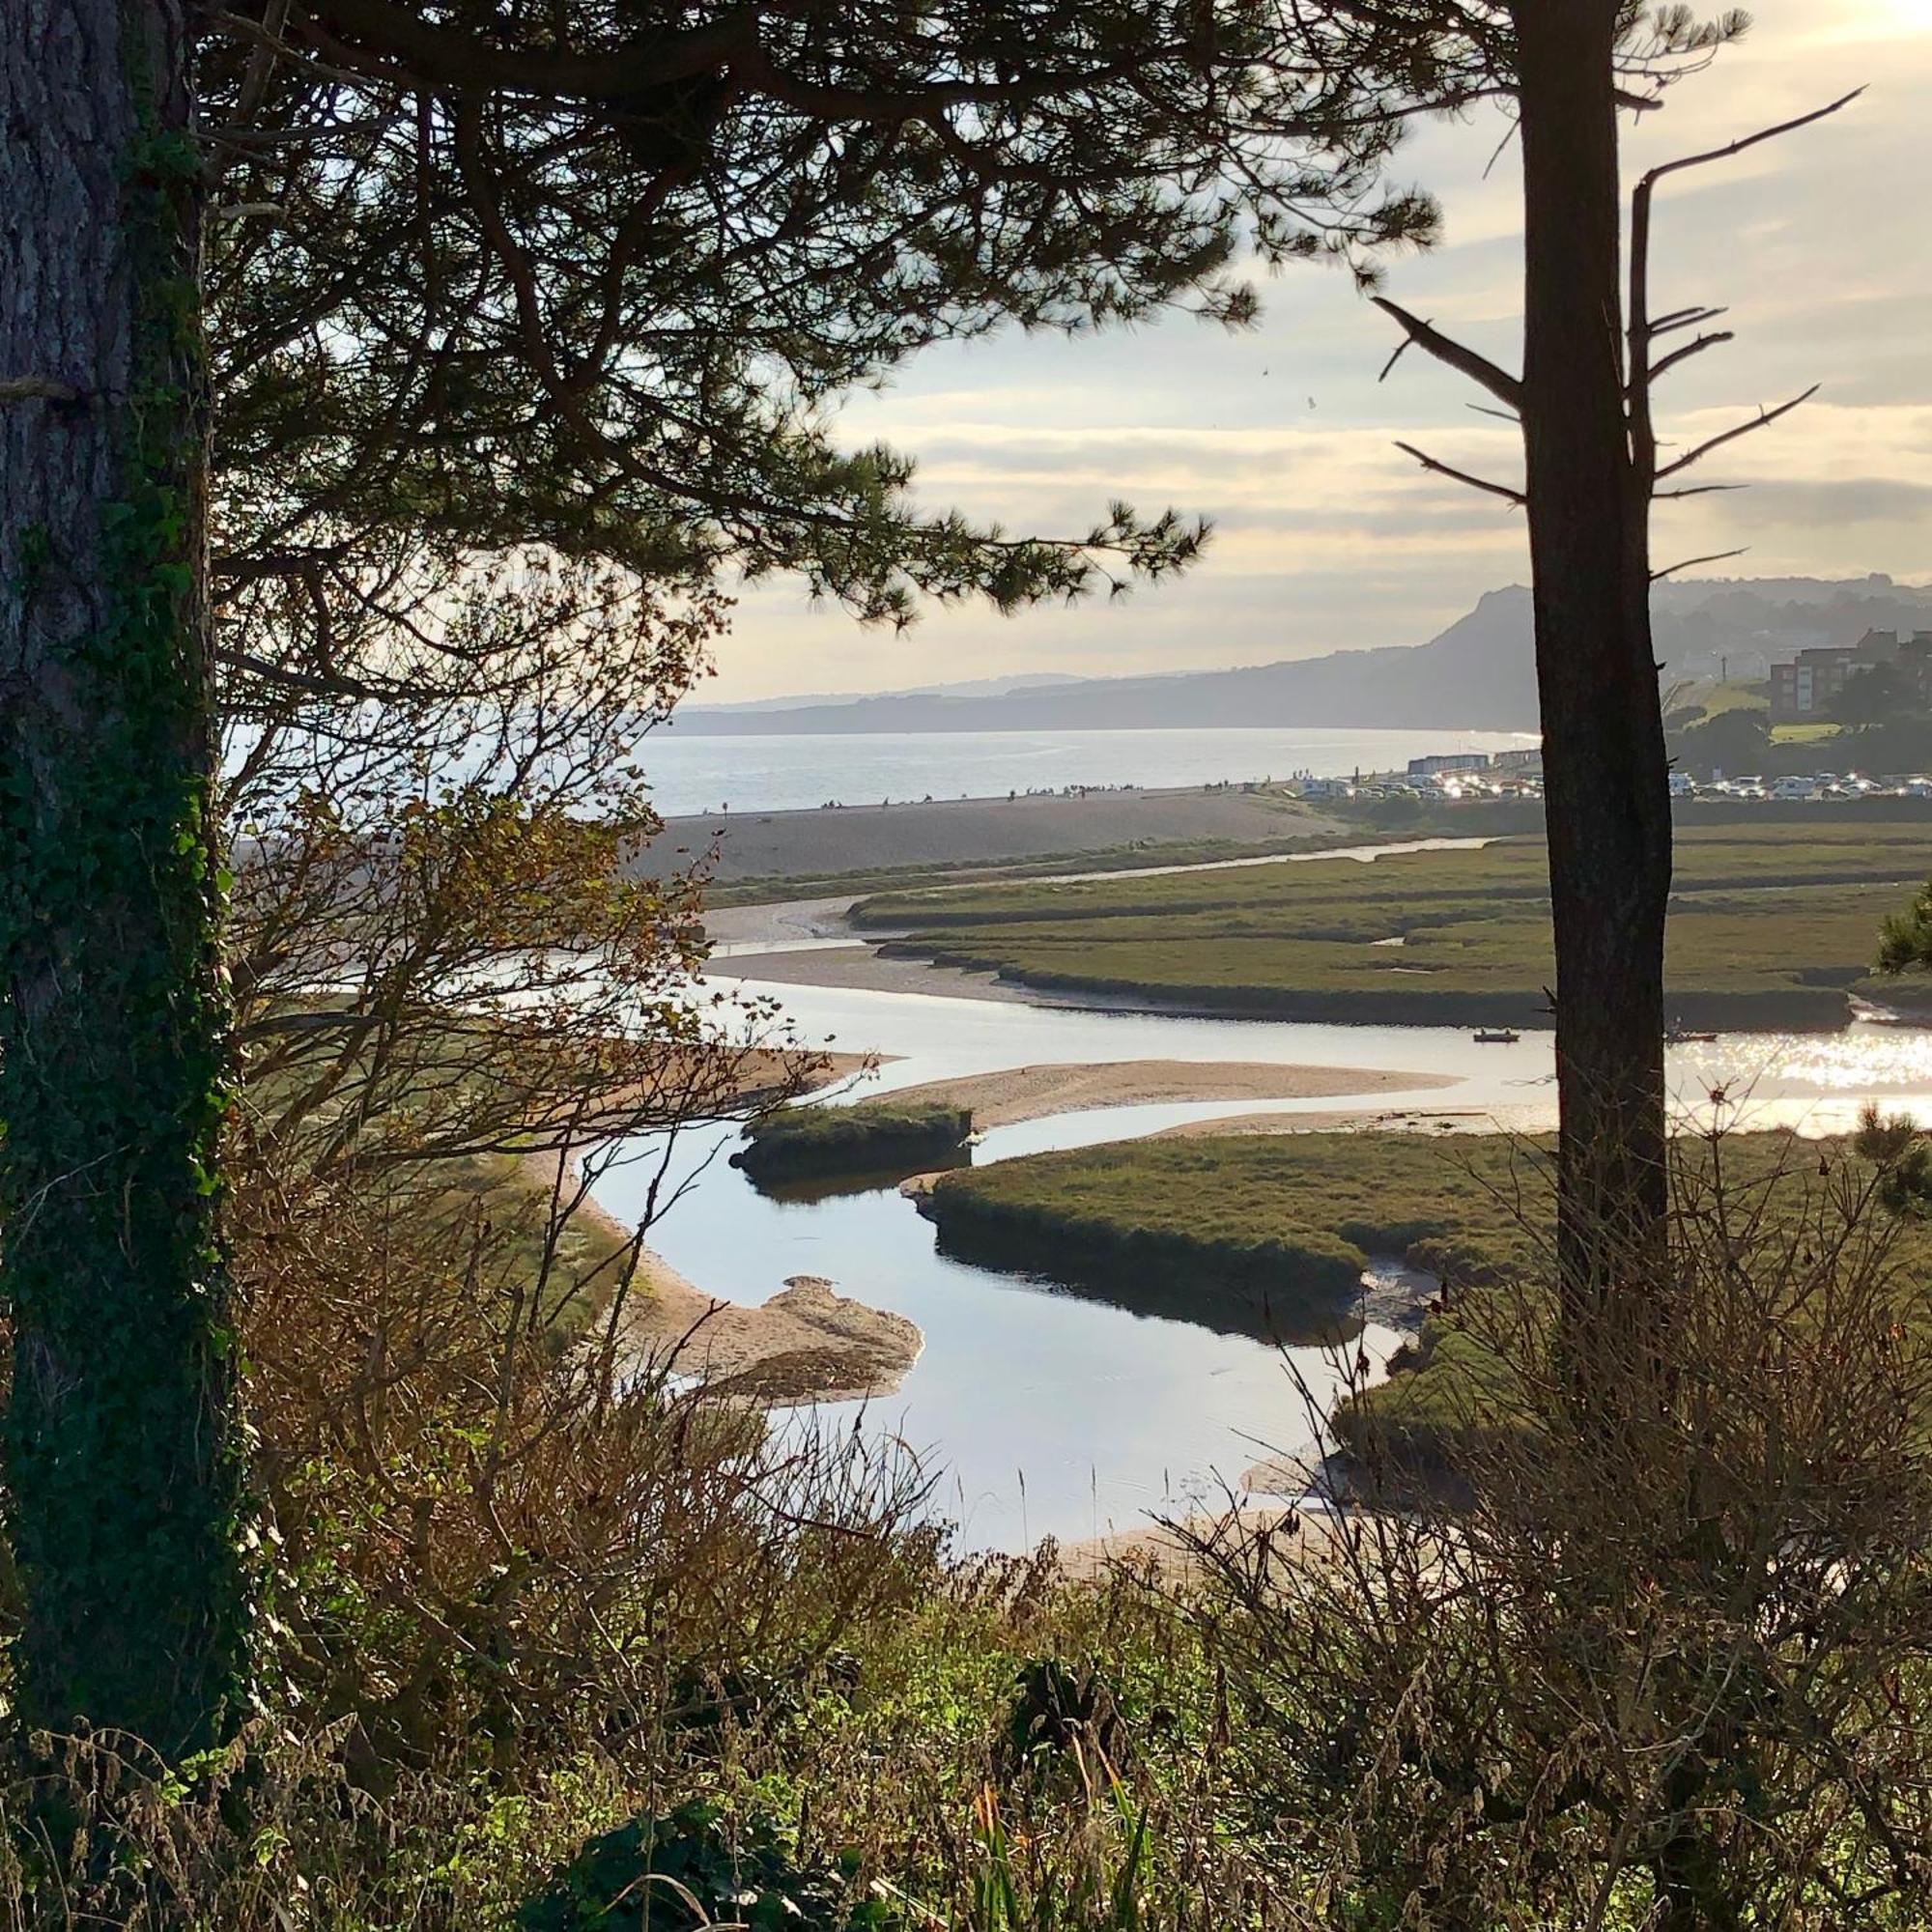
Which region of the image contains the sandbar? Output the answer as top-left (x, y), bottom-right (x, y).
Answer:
top-left (621, 1250), bottom-right (922, 1406)
top-left (879, 1059), bottom-right (1459, 1129)
top-left (711, 943), bottom-right (1050, 1004)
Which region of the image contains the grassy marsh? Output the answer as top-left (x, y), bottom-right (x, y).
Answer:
top-left (925, 1126), bottom-right (1932, 1460)
top-left (734, 1098), bottom-right (975, 1184)
top-left (858, 823), bottom-right (1932, 1028)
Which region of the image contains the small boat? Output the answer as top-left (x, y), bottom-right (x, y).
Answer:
top-left (1472, 1027), bottom-right (1520, 1045)
top-left (1665, 1026), bottom-right (1719, 1045)
top-left (1849, 997), bottom-right (1926, 1029)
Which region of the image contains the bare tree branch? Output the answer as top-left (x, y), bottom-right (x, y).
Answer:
top-left (1371, 297), bottom-right (1522, 410)
top-left (1376, 330), bottom-right (1421, 384)
top-left (1392, 440), bottom-right (1525, 507)
top-left (1629, 91), bottom-right (1856, 494)
top-left (1656, 386), bottom-right (1819, 481)
top-left (1651, 548), bottom-right (1748, 583)
top-left (1647, 331), bottom-right (1735, 384)
top-left (1638, 87), bottom-right (1866, 198)
top-left (1649, 304), bottom-right (1729, 338)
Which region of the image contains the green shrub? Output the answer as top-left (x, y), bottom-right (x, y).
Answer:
top-left (519, 1801), bottom-right (892, 1932)
top-left (1190, 1147), bottom-right (1932, 1928)
top-left (733, 1101), bottom-right (973, 1181)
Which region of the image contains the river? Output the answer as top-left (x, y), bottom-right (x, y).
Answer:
top-left (587, 969), bottom-right (1932, 1553)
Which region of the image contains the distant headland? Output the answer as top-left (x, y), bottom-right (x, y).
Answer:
top-left (673, 575), bottom-right (1932, 737)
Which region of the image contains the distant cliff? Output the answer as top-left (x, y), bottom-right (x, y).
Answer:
top-left (674, 575), bottom-right (1932, 735)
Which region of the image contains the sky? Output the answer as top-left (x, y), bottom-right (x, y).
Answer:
top-left (705, 0), bottom-right (1932, 703)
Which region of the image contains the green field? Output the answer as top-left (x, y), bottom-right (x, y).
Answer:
top-left (925, 1130), bottom-right (1549, 1341)
top-left (926, 1126), bottom-right (1932, 1459)
top-left (732, 1097), bottom-right (973, 1185)
top-left (1685, 680), bottom-right (1771, 720)
top-left (858, 822), bottom-right (1932, 1028)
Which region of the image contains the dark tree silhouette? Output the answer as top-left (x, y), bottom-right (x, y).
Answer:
top-left (3, 0), bottom-right (1435, 1747)
top-left (1, 0), bottom-right (248, 1752)
top-left (1832, 662), bottom-right (1915, 731)
top-left (1349, 0), bottom-right (1853, 1338)
top-left (1671, 704), bottom-right (1771, 782)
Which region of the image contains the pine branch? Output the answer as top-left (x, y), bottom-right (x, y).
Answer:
top-left (1652, 548), bottom-right (1748, 582)
top-left (1393, 441), bottom-right (1524, 507)
top-left (1656, 386), bottom-right (1819, 481)
top-left (1371, 298), bottom-right (1522, 410)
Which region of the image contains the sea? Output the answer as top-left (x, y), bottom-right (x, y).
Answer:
top-left (638, 724), bottom-right (1538, 817)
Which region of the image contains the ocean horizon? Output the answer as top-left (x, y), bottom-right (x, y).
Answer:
top-left (639, 723), bottom-right (1538, 817)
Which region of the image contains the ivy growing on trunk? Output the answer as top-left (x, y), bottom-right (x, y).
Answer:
top-left (0, 0), bottom-right (250, 1752)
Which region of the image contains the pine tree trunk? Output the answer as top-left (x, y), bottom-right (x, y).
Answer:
top-left (1510, 0), bottom-right (1673, 1333)
top-left (1, 0), bottom-right (248, 1751)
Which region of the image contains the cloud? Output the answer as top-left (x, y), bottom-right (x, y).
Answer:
top-left (1709, 479), bottom-right (1932, 528)
top-left (701, 0), bottom-right (1932, 701)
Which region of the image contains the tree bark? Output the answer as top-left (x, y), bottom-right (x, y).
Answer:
top-left (1, 0), bottom-right (249, 1750)
top-left (1510, 0), bottom-right (1673, 1328)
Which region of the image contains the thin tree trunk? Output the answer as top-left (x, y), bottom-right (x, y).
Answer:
top-left (1511, 0), bottom-right (1673, 1330)
top-left (1, 0), bottom-right (248, 1751)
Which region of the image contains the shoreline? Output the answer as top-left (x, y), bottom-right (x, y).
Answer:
top-left (1055, 1502), bottom-right (1350, 1581)
top-left (524, 1049), bottom-right (925, 1408)
top-left (556, 1178), bottom-right (923, 1407)
top-left (621, 1245), bottom-right (923, 1407)
top-left (712, 942), bottom-right (1054, 1005)
top-left (638, 782), bottom-right (1357, 886)
top-left (721, 935), bottom-right (1859, 1036)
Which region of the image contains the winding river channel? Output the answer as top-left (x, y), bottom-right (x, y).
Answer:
top-left (587, 964), bottom-right (1932, 1553)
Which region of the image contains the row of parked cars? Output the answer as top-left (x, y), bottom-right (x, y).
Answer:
top-left (1303, 777), bottom-right (1545, 804)
top-left (1301, 772), bottom-right (1932, 807)
top-left (1670, 772), bottom-right (1932, 801)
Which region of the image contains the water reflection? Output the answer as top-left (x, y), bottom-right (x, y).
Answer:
top-left (928, 1213), bottom-right (1371, 1349)
top-left (738, 1150), bottom-right (971, 1206)
top-left (595, 981), bottom-right (1932, 1550)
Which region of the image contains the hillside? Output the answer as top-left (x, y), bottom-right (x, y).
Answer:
top-left (674, 574), bottom-right (1932, 736)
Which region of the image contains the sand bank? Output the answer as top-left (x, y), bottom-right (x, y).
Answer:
top-left (703, 897), bottom-right (862, 950)
top-left (520, 1049), bottom-right (921, 1406)
top-left (1151, 1106), bottom-right (1481, 1139)
top-left (583, 1044), bottom-right (876, 1132)
top-left (639, 785), bottom-right (1348, 884)
top-left (710, 943), bottom-right (1050, 1004)
top-left (1056, 1502), bottom-right (1352, 1582)
top-left (1149, 1103), bottom-right (1552, 1140)
top-left (880, 1059), bottom-right (1458, 1129)
top-left (623, 1252), bottom-right (922, 1406)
